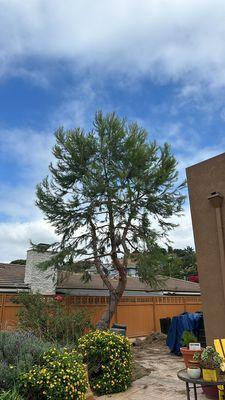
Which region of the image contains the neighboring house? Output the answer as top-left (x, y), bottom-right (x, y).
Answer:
top-left (0, 245), bottom-right (200, 296)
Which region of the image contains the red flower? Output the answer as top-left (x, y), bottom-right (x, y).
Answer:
top-left (54, 295), bottom-right (64, 302)
top-left (187, 275), bottom-right (199, 283)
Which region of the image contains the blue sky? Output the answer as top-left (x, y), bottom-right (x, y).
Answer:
top-left (1, 0), bottom-right (225, 261)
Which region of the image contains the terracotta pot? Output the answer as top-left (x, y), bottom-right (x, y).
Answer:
top-left (180, 347), bottom-right (203, 368)
top-left (188, 359), bottom-right (201, 369)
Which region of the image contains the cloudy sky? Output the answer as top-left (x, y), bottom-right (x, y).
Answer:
top-left (1, 0), bottom-right (225, 262)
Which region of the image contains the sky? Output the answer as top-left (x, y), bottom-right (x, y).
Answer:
top-left (1, 0), bottom-right (225, 262)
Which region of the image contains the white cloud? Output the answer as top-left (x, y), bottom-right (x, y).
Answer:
top-left (166, 205), bottom-right (195, 249)
top-left (0, 127), bottom-right (55, 220)
top-left (52, 80), bottom-right (99, 130)
top-left (177, 144), bottom-right (225, 175)
top-left (0, 128), bottom-right (54, 176)
top-left (0, 107), bottom-right (224, 261)
top-left (1, 0), bottom-right (225, 262)
top-left (0, 83), bottom-right (104, 261)
top-left (149, 120), bottom-right (225, 177)
top-left (0, 185), bottom-right (37, 220)
top-left (0, 219), bottom-right (57, 262)
top-left (0, 0), bottom-right (225, 87)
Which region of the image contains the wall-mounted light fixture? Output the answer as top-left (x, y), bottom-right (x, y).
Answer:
top-left (208, 191), bottom-right (225, 303)
top-left (208, 192), bottom-right (223, 208)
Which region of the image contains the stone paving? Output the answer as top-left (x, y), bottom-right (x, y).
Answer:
top-left (99, 339), bottom-right (207, 400)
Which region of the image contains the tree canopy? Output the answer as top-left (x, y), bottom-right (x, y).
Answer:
top-left (10, 259), bottom-right (26, 265)
top-left (159, 246), bottom-right (197, 280)
top-left (36, 111), bottom-right (185, 328)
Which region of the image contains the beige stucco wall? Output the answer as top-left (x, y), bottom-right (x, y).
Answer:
top-left (187, 152), bottom-right (225, 344)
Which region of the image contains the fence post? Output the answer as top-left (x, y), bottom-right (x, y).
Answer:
top-left (0, 294), bottom-right (6, 330)
top-left (115, 305), bottom-right (118, 324)
top-left (153, 297), bottom-right (157, 332)
top-left (183, 297), bottom-right (187, 312)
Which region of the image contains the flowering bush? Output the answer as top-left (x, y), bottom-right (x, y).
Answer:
top-left (20, 347), bottom-right (88, 400)
top-left (78, 330), bottom-right (132, 395)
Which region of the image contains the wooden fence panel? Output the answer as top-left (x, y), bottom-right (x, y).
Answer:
top-left (153, 297), bottom-right (202, 332)
top-left (0, 294), bottom-right (202, 337)
top-left (0, 294), bottom-right (20, 331)
top-left (117, 299), bottom-right (155, 336)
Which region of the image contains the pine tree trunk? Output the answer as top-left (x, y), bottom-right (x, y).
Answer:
top-left (96, 276), bottom-right (126, 330)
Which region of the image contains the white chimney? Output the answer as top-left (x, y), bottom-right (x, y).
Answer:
top-left (25, 245), bottom-right (56, 295)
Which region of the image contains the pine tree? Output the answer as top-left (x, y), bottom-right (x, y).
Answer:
top-left (36, 111), bottom-right (185, 329)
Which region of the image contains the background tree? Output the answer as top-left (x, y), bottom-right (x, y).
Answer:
top-left (10, 259), bottom-right (26, 265)
top-left (159, 246), bottom-right (197, 279)
top-left (36, 112), bottom-right (185, 329)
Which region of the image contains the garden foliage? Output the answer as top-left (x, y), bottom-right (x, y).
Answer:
top-left (78, 330), bottom-right (132, 395)
top-left (181, 330), bottom-right (197, 347)
top-left (0, 389), bottom-right (23, 399)
top-left (0, 331), bottom-right (49, 390)
top-left (12, 292), bottom-right (92, 345)
top-left (20, 348), bottom-right (88, 400)
top-left (200, 346), bottom-right (223, 370)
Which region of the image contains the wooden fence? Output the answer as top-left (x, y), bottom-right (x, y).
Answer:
top-left (0, 294), bottom-right (202, 337)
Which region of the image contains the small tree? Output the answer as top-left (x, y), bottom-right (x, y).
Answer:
top-left (36, 112), bottom-right (185, 329)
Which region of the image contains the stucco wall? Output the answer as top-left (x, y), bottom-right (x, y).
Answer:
top-left (187, 152), bottom-right (225, 344)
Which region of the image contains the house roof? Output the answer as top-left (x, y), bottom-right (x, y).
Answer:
top-left (0, 263), bottom-right (27, 287)
top-left (0, 263), bottom-right (200, 294)
top-left (57, 272), bottom-right (200, 293)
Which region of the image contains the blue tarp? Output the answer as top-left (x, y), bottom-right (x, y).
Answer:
top-left (166, 312), bottom-right (203, 355)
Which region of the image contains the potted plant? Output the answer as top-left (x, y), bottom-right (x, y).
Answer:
top-left (200, 346), bottom-right (223, 382)
top-left (187, 353), bottom-right (201, 379)
top-left (180, 330), bottom-right (202, 367)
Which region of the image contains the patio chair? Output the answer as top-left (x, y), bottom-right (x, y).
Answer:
top-left (214, 339), bottom-right (225, 400)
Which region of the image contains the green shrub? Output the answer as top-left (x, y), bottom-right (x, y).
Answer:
top-left (20, 348), bottom-right (88, 400)
top-left (181, 330), bottom-right (198, 347)
top-left (0, 331), bottom-right (50, 390)
top-left (201, 346), bottom-right (223, 370)
top-left (78, 330), bottom-right (132, 395)
top-left (0, 389), bottom-right (24, 399)
top-left (12, 292), bottom-right (92, 345)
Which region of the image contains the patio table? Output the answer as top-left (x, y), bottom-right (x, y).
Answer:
top-left (177, 369), bottom-right (225, 399)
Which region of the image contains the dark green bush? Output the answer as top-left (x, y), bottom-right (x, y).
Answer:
top-left (0, 331), bottom-right (50, 390)
top-left (0, 389), bottom-right (24, 399)
top-left (12, 292), bottom-right (92, 345)
top-left (20, 347), bottom-right (88, 400)
top-left (78, 330), bottom-right (132, 395)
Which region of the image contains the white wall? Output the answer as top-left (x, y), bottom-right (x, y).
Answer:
top-left (25, 249), bottom-right (56, 294)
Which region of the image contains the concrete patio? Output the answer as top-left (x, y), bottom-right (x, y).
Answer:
top-left (99, 336), bottom-right (206, 400)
